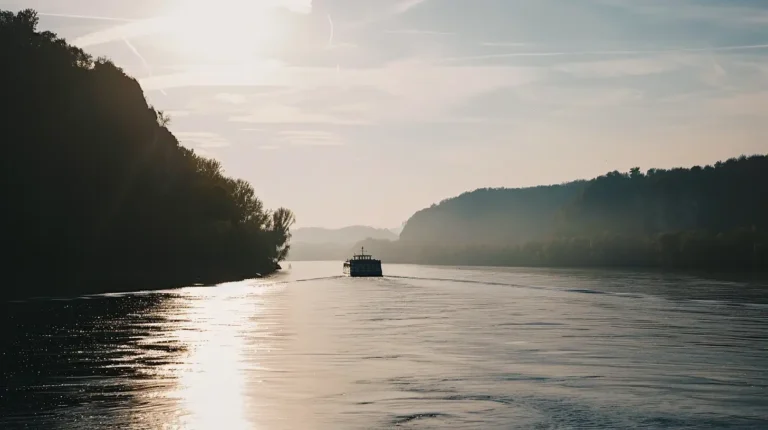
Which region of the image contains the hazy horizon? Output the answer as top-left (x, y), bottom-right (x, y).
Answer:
top-left (7, 0), bottom-right (768, 228)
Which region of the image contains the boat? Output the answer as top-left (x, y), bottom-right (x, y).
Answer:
top-left (343, 247), bottom-right (383, 277)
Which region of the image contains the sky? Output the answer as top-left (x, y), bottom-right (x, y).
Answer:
top-left (4, 0), bottom-right (768, 228)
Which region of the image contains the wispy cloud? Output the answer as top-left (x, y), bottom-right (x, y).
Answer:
top-left (553, 56), bottom-right (682, 78)
top-left (215, 93), bottom-right (248, 104)
top-left (69, 0), bottom-right (312, 48)
top-left (394, 0), bottom-right (430, 14)
top-left (517, 86), bottom-right (645, 109)
top-left (122, 37), bottom-right (166, 95)
top-left (230, 105), bottom-right (369, 125)
top-left (174, 132), bottom-right (231, 149)
top-left (38, 12), bottom-right (135, 22)
top-left (141, 59), bottom-right (541, 127)
top-left (482, 42), bottom-right (531, 48)
top-left (705, 91), bottom-right (768, 118)
top-left (73, 17), bottom-right (169, 47)
top-left (271, 0), bottom-right (313, 14)
top-left (599, 0), bottom-right (768, 26)
top-left (326, 13), bottom-right (335, 48)
top-left (139, 61), bottom-right (286, 91)
top-left (385, 29), bottom-right (454, 36)
top-left (442, 43), bottom-right (768, 62)
top-left (278, 130), bottom-right (345, 146)
top-left (165, 110), bottom-right (191, 118)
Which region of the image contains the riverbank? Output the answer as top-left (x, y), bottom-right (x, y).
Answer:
top-left (5, 267), bottom-right (282, 300)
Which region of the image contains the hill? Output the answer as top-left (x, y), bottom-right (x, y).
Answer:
top-left (358, 155), bottom-right (768, 270)
top-left (399, 182), bottom-right (586, 246)
top-left (292, 226), bottom-right (398, 244)
top-left (289, 226), bottom-right (398, 261)
top-left (1, 9), bottom-right (294, 297)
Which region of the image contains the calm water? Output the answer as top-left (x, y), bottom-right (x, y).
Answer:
top-left (2, 262), bottom-right (767, 429)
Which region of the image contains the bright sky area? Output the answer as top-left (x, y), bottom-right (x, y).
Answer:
top-left (4, 0), bottom-right (768, 228)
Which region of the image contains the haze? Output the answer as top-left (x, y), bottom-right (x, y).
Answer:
top-left (11, 0), bottom-right (768, 228)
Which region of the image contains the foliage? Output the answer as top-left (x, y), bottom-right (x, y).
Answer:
top-left (359, 230), bottom-right (767, 270)
top-left (400, 182), bottom-right (587, 246)
top-left (1, 9), bottom-right (294, 297)
top-left (366, 155), bottom-right (768, 271)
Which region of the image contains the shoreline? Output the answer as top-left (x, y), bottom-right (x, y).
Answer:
top-left (3, 268), bottom-right (282, 302)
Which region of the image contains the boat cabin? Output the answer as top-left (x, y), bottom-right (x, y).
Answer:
top-left (343, 247), bottom-right (383, 277)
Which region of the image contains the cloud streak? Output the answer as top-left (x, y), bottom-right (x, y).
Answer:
top-left (442, 43), bottom-right (768, 62)
top-left (215, 93), bottom-right (248, 104)
top-left (599, 0), bottom-right (768, 27)
top-left (38, 12), bottom-right (135, 22)
top-left (327, 14), bottom-right (335, 48)
top-left (278, 130), bottom-right (345, 146)
top-left (69, 0), bottom-right (312, 48)
top-left (122, 37), bottom-right (167, 95)
top-left (482, 42), bottom-right (531, 48)
top-left (385, 29), bottom-right (454, 35)
top-left (175, 132), bottom-right (231, 149)
top-left (230, 105), bottom-right (369, 125)
top-left (394, 0), bottom-right (430, 14)
top-left (73, 17), bottom-right (169, 47)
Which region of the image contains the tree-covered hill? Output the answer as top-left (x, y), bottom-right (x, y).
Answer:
top-left (1, 9), bottom-right (294, 297)
top-left (560, 157), bottom-right (768, 237)
top-left (288, 226), bottom-right (399, 261)
top-left (399, 182), bottom-right (587, 246)
top-left (360, 155), bottom-right (768, 270)
top-left (292, 226), bottom-right (398, 245)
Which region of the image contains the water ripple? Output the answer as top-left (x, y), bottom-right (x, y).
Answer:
top-left (1, 262), bottom-right (766, 429)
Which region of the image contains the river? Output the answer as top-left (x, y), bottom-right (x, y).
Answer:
top-left (1, 262), bottom-right (767, 429)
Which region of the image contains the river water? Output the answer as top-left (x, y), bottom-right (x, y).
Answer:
top-left (1, 262), bottom-right (767, 429)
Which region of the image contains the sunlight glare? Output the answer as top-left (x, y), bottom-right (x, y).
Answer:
top-left (170, 285), bottom-right (267, 430)
top-left (166, 0), bottom-right (283, 62)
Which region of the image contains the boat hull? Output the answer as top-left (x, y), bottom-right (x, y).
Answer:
top-left (346, 271), bottom-right (383, 278)
top-left (343, 263), bottom-right (383, 277)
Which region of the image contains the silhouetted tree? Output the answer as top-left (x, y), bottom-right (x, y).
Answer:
top-left (0, 9), bottom-right (294, 297)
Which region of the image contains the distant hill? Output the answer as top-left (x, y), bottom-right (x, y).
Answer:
top-left (389, 224), bottom-right (405, 237)
top-left (399, 182), bottom-right (587, 246)
top-left (293, 226), bottom-right (398, 244)
top-left (355, 155), bottom-right (768, 270)
top-left (289, 226), bottom-right (398, 261)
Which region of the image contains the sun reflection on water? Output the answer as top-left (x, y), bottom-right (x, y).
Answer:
top-left (166, 282), bottom-right (275, 430)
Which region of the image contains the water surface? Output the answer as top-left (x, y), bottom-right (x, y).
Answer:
top-left (2, 262), bottom-right (767, 429)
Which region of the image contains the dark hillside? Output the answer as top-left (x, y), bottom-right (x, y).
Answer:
top-left (400, 182), bottom-right (587, 246)
top-left (362, 155), bottom-right (768, 270)
top-left (1, 9), bottom-right (294, 297)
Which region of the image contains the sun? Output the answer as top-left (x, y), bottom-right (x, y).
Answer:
top-left (164, 0), bottom-right (283, 62)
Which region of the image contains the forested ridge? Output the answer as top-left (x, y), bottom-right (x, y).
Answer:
top-left (289, 226), bottom-right (399, 261)
top-left (360, 155), bottom-right (768, 270)
top-left (1, 9), bottom-right (294, 298)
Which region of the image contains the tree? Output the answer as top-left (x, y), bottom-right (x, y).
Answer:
top-left (368, 153), bottom-right (768, 271)
top-left (1, 8), bottom-right (295, 298)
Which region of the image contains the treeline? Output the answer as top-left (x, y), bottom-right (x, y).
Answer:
top-left (361, 155), bottom-right (768, 271)
top-left (360, 229), bottom-right (768, 270)
top-left (400, 182), bottom-right (587, 246)
top-left (1, 10), bottom-right (294, 297)
top-left (559, 156), bottom-right (767, 237)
